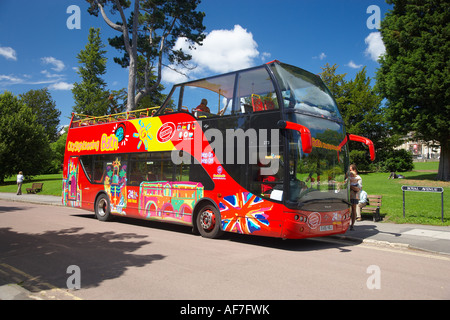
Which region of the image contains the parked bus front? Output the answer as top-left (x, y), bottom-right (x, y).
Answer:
top-left (268, 62), bottom-right (373, 238)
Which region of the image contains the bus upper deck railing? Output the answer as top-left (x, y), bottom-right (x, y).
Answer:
top-left (70, 107), bottom-right (160, 128)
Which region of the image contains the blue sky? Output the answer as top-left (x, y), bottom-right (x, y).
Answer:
top-left (0, 0), bottom-right (391, 126)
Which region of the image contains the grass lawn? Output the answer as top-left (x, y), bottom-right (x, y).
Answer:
top-left (361, 162), bottom-right (449, 226)
top-left (0, 162), bottom-right (448, 226)
top-left (0, 173), bottom-right (62, 196)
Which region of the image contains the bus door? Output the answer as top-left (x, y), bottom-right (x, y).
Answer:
top-left (68, 156), bottom-right (79, 201)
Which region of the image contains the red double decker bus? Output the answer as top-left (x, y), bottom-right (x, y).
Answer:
top-left (62, 60), bottom-right (374, 239)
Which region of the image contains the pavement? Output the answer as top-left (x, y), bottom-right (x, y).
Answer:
top-left (0, 192), bottom-right (63, 207)
top-left (1, 191), bottom-right (449, 300)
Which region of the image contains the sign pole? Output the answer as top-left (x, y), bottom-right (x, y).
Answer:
top-left (403, 189), bottom-right (406, 219)
top-left (401, 186), bottom-right (444, 222)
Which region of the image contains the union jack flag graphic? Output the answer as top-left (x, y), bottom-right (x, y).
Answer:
top-left (219, 192), bottom-right (272, 235)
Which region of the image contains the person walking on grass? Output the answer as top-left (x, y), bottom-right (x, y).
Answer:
top-left (16, 171), bottom-right (24, 195)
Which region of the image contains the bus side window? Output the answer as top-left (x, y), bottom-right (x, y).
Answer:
top-left (158, 86), bottom-right (182, 115)
top-left (80, 155), bottom-right (93, 181)
top-left (181, 73), bottom-right (235, 117)
top-left (129, 153), bottom-right (148, 186)
top-left (93, 156), bottom-right (105, 183)
top-left (188, 160), bottom-right (214, 190)
top-left (174, 153), bottom-right (214, 190)
top-left (236, 68), bottom-right (279, 113)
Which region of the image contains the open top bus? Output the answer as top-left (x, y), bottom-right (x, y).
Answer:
top-left (63, 60), bottom-right (375, 239)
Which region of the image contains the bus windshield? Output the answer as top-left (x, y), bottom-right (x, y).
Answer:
top-left (271, 63), bottom-right (341, 120)
top-left (286, 102), bottom-right (349, 210)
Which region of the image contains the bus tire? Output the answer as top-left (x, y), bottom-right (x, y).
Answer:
top-left (95, 193), bottom-right (112, 222)
top-left (196, 204), bottom-right (223, 239)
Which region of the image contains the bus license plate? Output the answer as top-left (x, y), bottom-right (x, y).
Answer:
top-left (320, 225), bottom-right (333, 232)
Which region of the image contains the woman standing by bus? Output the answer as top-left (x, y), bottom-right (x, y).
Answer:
top-left (349, 164), bottom-right (362, 230)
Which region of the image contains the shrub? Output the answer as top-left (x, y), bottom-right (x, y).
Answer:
top-left (349, 150), bottom-right (371, 171)
top-left (380, 149), bottom-right (414, 172)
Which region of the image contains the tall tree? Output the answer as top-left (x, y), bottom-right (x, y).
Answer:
top-left (376, 0), bottom-right (450, 181)
top-left (19, 88), bottom-right (61, 142)
top-left (48, 132), bottom-right (67, 174)
top-left (87, 0), bottom-right (206, 111)
top-left (72, 27), bottom-right (113, 116)
top-left (320, 64), bottom-right (395, 169)
top-left (0, 91), bottom-right (51, 182)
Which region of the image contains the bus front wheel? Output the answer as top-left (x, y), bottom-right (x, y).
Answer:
top-left (196, 204), bottom-right (223, 239)
top-left (95, 193), bottom-right (112, 222)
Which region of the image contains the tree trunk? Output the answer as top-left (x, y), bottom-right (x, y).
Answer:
top-left (437, 142), bottom-right (450, 181)
top-left (126, 58), bottom-right (136, 112)
top-left (125, 0), bottom-right (140, 112)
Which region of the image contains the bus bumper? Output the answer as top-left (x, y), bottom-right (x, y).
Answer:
top-left (281, 209), bottom-right (351, 239)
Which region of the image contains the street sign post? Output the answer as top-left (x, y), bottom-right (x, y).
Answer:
top-left (401, 186), bottom-right (444, 222)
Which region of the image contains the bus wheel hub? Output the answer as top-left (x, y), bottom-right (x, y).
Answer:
top-left (200, 210), bottom-right (215, 230)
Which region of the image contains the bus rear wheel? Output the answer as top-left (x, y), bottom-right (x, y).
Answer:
top-left (95, 193), bottom-right (112, 221)
top-left (196, 204), bottom-right (223, 239)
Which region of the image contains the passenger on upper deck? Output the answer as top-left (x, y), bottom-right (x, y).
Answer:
top-left (193, 99), bottom-right (210, 113)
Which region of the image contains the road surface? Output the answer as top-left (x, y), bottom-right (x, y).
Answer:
top-left (1, 200), bottom-right (449, 301)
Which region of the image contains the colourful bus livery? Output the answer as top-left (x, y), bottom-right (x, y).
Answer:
top-left (139, 181), bottom-right (203, 225)
top-left (63, 60), bottom-right (375, 240)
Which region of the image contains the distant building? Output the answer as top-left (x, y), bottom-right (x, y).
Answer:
top-left (396, 133), bottom-right (440, 160)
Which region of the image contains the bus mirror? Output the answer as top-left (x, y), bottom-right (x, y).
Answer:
top-left (348, 134), bottom-right (376, 161)
top-left (277, 120), bottom-right (312, 154)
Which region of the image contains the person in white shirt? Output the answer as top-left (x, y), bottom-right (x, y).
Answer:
top-left (357, 190), bottom-right (368, 221)
top-left (16, 171), bottom-right (24, 195)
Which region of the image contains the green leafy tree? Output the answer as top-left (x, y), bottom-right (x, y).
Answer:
top-left (72, 27), bottom-right (114, 116)
top-left (19, 88), bottom-right (61, 142)
top-left (376, 0), bottom-right (450, 181)
top-left (87, 0), bottom-right (206, 111)
top-left (320, 64), bottom-right (395, 170)
top-left (0, 91), bottom-right (51, 182)
top-left (47, 132), bottom-right (67, 174)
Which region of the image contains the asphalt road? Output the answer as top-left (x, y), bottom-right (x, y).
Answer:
top-left (1, 200), bottom-right (449, 301)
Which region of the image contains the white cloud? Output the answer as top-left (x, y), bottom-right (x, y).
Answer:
top-left (0, 74), bottom-right (22, 84)
top-left (0, 73), bottom-right (62, 87)
top-left (193, 25), bottom-right (260, 73)
top-left (346, 60), bottom-right (363, 69)
top-left (0, 46), bottom-right (17, 61)
top-left (0, 68), bottom-right (73, 90)
top-left (261, 52), bottom-right (272, 62)
top-left (41, 56), bottom-right (65, 72)
top-left (364, 32), bottom-right (386, 62)
top-left (41, 70), bottom-right (63, 78)
top-left (162, 65), bottom-right (192, 84)
top-left (48, 81), bottom-right (73, 91)
top-left (163, 25), bottom-right (263, 83)
top-left (313, 52), bottom-right (327, 60)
